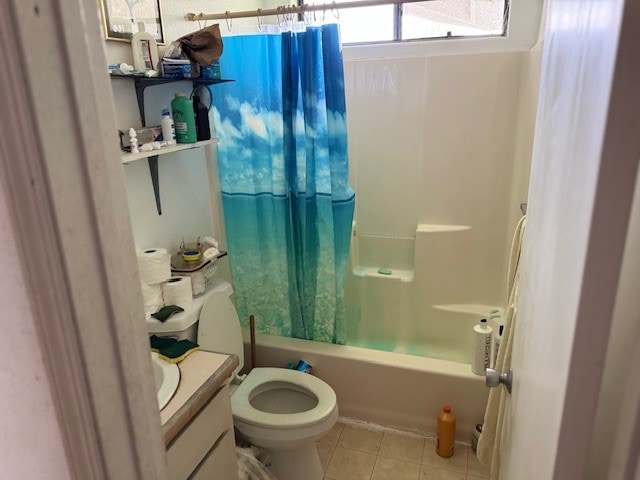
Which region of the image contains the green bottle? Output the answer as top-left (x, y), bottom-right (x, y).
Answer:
top-left (171, 93), bottom-right (197, 143)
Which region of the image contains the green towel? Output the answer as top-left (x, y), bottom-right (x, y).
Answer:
top-left (151, 305), bottom-right (184, 322)
top-left (158, 339), bottom-right (199, 364)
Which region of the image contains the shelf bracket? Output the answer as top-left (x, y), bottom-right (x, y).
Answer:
top-left (134, 81), bottom-right (148, 126)
top-left (147, 155), bottom-right (162, 215)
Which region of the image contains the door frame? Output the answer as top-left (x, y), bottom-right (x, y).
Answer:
top-left (0, 1), bottom-right (167, 478)
top-left (3, 0), bottom-right (640, 478)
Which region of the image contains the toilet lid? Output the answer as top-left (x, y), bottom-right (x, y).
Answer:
top-left (232, 368), bottom-right (337, 429)
top-left (197, 293), bottom-right (244, 376)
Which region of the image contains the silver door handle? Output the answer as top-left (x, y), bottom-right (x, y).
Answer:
top-left (486, 368), bottom-right (512, 393)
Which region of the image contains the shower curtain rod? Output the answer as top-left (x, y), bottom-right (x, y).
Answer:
top-left (186, 0), bottom-right (434, 22)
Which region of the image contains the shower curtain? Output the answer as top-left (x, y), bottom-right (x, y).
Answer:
top-left (213, 24), bottom-right (355, 344)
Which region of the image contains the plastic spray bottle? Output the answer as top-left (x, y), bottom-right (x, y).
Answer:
top-left (193, 94), bottom-right (211, 141)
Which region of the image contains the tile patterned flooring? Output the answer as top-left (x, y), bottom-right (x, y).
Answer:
top-left (317, 422), bottom-right (490, 480)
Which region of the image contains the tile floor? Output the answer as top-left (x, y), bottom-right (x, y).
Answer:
top-left (317, 422), bottom-right (490, 480)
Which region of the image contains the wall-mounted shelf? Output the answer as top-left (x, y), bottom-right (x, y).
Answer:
top-left (121, 139), bottom-right (219, 165)
top-left (109, 73), bottom-right (232, 215)
top-left (110, 73), bottom-right (232, 125)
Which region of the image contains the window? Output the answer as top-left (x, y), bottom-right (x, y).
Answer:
top-left (301, 0), bottom-right (508, 44)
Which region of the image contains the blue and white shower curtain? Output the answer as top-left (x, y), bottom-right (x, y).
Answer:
top-left (213, 24), bottom-right (355, 344)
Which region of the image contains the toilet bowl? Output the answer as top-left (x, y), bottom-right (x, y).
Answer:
top-left (197, 292), bottom-right (338, 480)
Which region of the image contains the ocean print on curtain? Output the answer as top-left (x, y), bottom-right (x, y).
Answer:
top-left (213, 24), bottom-right (355, 344)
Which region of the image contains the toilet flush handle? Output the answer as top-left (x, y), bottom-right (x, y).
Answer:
top-left (485, 368), bottom-right (513, 394)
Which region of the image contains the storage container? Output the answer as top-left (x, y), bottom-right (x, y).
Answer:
top-left (171, 251), bottom-right (226, 297)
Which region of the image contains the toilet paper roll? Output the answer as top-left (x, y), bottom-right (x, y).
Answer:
top-left (141, 283), bottom-right (164, 307)
top-left (161, 276), bottom-right (193, 309)
top-left (137, 248), bottom-right (171, 285)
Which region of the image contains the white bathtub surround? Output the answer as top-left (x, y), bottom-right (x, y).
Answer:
top-left (245, 332), bottom-right (488, 437)
top-left (344, 49), bottom-right (540, 364)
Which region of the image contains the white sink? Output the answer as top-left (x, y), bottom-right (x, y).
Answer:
top-left (151, 352), bottom-right (180, 410)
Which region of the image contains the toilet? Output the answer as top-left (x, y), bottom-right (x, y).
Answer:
top-left (197, 291), bottom-right (339, 480)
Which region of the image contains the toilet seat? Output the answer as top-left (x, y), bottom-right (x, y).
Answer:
top-left (231, 367), bottom-right (337, 430)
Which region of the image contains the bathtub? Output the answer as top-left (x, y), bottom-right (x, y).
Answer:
top-left (243, 331), bottom-right (488, 440)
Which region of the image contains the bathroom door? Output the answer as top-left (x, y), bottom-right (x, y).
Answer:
top-left (499, 1), bottom-right (640, 479)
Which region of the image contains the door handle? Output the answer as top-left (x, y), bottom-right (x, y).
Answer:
top-left (486, 368), bottom-right (512, 393)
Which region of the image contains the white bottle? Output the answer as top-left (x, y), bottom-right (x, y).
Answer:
top-left (161, 109), bottom-right (176, 145)
top-left (131, 23), bottom-right (159, 71)
top-left (472, 318), bottom-right (493, 375)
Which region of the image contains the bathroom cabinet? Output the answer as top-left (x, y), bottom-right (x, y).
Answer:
top-left (166, 383), bottom-right (236, 480)
top-left (161, 351), bottom-right (239, 480)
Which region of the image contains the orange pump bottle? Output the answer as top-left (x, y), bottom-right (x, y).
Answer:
top-left (436, 404), bottom-right (456, 458)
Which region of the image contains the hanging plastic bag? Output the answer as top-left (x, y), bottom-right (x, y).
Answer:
top-left (236, 447), bottom-right (279, 480)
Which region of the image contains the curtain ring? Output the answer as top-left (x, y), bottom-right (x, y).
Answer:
top-left (276, 6), bottom-right (282, 27)
top-left (332, 2), bottom-right (340, 20)
top-left (257, 8), bottom-right (264, 32)
top-left (225, 12), bottom-right (232, 32)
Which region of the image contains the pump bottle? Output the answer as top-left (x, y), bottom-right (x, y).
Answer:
top-left (472, 318), bottom-right (493, 375)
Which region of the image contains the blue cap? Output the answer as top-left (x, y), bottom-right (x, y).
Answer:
top-left (162, 108), bottom-right (170, 116)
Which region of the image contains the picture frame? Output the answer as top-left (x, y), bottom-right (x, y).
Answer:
top-left (100, 0), bottom-right (165, 44)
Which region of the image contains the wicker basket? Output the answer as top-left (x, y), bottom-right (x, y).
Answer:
top-left (170, 250), bottom-right (226, 297)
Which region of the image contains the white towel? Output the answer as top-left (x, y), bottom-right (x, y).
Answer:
top-left (477, 215), bottom-right (526, 479)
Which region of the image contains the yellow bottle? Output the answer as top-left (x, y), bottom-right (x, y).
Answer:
top-left (436, 404), bottom-right (456, 458)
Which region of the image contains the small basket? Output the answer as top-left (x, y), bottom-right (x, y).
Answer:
top-left (170, 250), bottom-right (226, 297)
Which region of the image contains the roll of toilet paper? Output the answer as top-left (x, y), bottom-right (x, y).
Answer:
top-left (161, 276), bottom-right (193, 309)
top-left (137, 248), bottom-right (171, 285)
top-left (141, 284), bottom-right (163, 319)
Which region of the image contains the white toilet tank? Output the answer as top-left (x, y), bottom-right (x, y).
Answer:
top-left (145, 281), bottom-right (234, 342)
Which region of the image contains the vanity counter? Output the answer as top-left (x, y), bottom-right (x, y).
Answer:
top-left (161, 350), bottom-right (238, 446)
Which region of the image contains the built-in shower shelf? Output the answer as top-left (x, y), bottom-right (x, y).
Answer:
top-left (416, 224), bottom-right (472, 233)
top-left (352, 266), bottom-right (414, 282)
top-left (433, 304), bottom-right (505, 316)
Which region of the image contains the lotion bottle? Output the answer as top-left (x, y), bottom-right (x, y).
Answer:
top-left (161, 109), bottom-right (176, 144)
top-left (472, 318), bottom-right (493, 375)
top-left (436, 405), bottom-right (456, 458)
